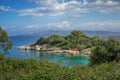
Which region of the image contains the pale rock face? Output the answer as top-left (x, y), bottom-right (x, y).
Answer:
top-left (17, 45), bottom-right (91, 55)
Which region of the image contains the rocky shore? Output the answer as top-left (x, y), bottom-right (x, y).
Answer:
top-left (16, 45), bottom-right (91, 55)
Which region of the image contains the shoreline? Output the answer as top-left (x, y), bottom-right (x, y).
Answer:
top-left (16, 45), bottom-right (91, 56)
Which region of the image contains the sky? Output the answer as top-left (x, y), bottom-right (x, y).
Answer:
top-left (0, 0), bottom-right (120, 36)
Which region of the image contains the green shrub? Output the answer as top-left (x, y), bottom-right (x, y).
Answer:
top-left (90, 36), bottom-right (120, 65)
top-left (0, 27), bottom-right (12, 55)
top-left (77, 44), bottom-right (87, 51)
top-left (0, 55), bottom-right (120, 80)
top-left (0, 54), bottom-right (5, 60)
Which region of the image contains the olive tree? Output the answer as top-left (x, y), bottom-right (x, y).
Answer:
top-left (0, 27), bottom-right (12, 55)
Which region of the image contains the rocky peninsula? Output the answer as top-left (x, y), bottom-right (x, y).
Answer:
top-left (16, 30), bottom-right (95, 56)
top-left (16, 45), bottom-right (91, 56)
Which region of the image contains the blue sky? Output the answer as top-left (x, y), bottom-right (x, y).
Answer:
top-left (0, 0), bottom-right (120, 36)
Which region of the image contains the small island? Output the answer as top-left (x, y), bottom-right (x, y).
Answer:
top-left (16, 30), bottom-right (100, 56)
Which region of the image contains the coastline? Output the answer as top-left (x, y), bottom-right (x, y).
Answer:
top-left (16, 45), bottom-right (91, 56)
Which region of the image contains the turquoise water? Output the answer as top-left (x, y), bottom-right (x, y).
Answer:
top-left (6, 36), bottom-right (89, 66)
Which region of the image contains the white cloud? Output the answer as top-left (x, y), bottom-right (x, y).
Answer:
top-left (46, 21), bottom-right (71, 30)
top-left (67, 0), bottom-right (120, 13)
top-left (24, 21), bottom-right (71, 31)
top-left (1, 0), bottom-right (120, 16)
top-left (25, 25), bottom-right (39, 29)
top-left (80, 21), bottom-right (120, 27)
top-left (0, 0), bottom-right (119, 20)
top-left (0, 5), bottom-right (11, 11)
top-left (19, 0), bottom-right (67, 16)
top-left (18, 0), bottom-right (120, 16)
top-left (78, 20), bottom-right (120, 31)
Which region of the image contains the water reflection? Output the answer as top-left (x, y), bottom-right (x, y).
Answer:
top-left (8, 36), bottom-right (89, 66)
top-left (33, 51), bottom-right (89, 66)
top-left (7, 49), bottom-right (89, 67)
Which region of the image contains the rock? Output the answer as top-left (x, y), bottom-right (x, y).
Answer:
top-left (80, 50), bottom-right (91, 55)
top-left (16, 45), bottom-right (91, 55)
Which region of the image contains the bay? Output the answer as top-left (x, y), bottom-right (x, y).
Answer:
top-left (6, 35), bottom-right (89, 67)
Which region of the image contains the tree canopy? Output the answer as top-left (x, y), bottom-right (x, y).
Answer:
top-left (35, 30), bottom-right (92, 50)
top-left (90, 36), bottom-right (120, 65)
top-left (0, 27), bottom-right (12, 55)
top-left (70, 30), bottom-right (84, 37)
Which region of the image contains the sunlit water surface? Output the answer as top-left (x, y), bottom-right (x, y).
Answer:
top-left (5, 36), bottom-right (89, 67)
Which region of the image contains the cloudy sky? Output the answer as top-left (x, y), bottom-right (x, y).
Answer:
top-left (0, 0), bottom-right (120, 36)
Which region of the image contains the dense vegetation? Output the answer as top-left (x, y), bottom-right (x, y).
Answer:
top-left (90, 36), bottom-right (120, 65)
top-left (0, 26), bottom-right (12, 55)
top-left (35, 30), bottom-right (94, 50)
top-left (0, 54), bottom-right (120, 80)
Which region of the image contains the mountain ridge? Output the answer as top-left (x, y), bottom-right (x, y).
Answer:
top-left (10, 30), bottom-right (120, 39)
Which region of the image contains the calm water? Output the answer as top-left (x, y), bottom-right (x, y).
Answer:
top-left (6, 36), bottom-right (89, 66)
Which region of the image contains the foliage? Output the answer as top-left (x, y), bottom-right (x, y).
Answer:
top-left (70, 30), bottom-right (84, 37)
top-left (90, 46), bottom-right (108, 65)
top-left (77, 44), bottom-right (86, 51)
top-left (90, 36), bottom-right (120, 65)
top-left (35, 30), bottom-right (92, 50)
top-left (47, 34), bottom-right (64, 46)
top-left (0, 55), bottom-right (120, 80)
top-left (0, 27), bottom-right (12, 55)
top-left (35, 37), bottom-right (47, 45)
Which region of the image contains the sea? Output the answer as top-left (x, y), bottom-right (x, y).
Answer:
top-left (5, 35), bottom-right (89, 67)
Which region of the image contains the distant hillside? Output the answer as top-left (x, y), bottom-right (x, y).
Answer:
top-left (84, 31), bottom-right (120, 39)
top-left (11, 30), bottom-right (120, 39)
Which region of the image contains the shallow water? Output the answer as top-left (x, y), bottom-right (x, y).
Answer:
top-left (5, 36), bottom-right (89, 66)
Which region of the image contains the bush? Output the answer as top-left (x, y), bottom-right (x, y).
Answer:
top-left (90, 36), bottom-right (120, 65)
top-left (0, 54), bottom-right (5, 60)
top-left (61, 46), bottom-right (70, 50)
top-left (35, 37), bottom-right (47, 45)
top-left (77, 44), bottom-right (87, 51)
top-left (0, 55), bottom-right (120, 80)
top-left (90, 46), bottom-right (108, 65)
top-left (0, 27), bottom-right (12, 55)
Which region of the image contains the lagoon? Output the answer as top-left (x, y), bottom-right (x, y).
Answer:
top-left (6, 36), bottom-right (89, 66)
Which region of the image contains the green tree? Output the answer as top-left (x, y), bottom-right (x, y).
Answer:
top-left (91, 36), bottom-right (104, 46)
top-left (105, 36), bottom-right (120, 62)
top-left (35, 37), bottom-right (47, 45)
top-left (47, 34), bottom-right (64, 46)
top-left (90, 46), bottom-right (108, 65)
top-left (70, 30), bottom-right (84, 37)
top-left (0, 27), bottom-right (12, 55)
top-left (60, 40), bottom-right (71, 49)
top-left (90, 36), bottom-right (120, 65)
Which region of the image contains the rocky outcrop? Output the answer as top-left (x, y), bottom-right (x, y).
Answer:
top-left (80, 50), bottom-right (91, 55)
top-left (16, 45), bottom-right (91, 55)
